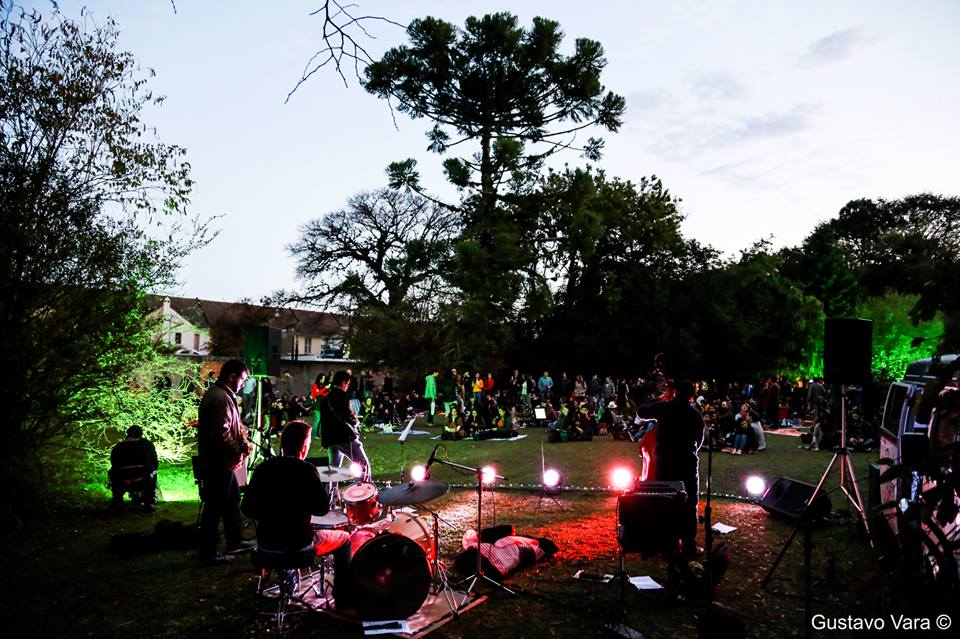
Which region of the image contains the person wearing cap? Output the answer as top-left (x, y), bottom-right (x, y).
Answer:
top-left (108, 425), bottom-right (159, 511)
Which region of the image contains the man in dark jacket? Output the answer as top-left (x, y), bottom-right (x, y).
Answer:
top-left (319, 370), bottom-right (371, 481)
top-left (108, 425), bottom-right (159, 511)
top-left (637, 379), bottom-right (705, 558)
top-left (197, 359), bottom-right (255, 565)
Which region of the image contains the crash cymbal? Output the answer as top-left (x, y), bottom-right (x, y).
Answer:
top-left (377, 480), bottom-right (449, 506)
top-left (315, 466), bottom-right (355, 482)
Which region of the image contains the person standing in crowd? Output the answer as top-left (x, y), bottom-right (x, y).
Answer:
top-left (538, 371), bottom-right (553, 399)
top-left (197, 359), bottom-right (256, 565)
top-left (636, 379), bottom-right (705, 559)
top-left (424, 369), bottom-right (438, 424)
top-left (320, 370), bottom-right (371, 481)
top-left (807, 377), bottom-right (826, 422)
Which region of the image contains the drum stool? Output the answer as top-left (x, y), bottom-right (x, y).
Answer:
top-left (252, 539), bottom-right (346, 635)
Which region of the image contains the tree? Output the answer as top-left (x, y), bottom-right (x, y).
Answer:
top-left (0, 5), bottom-right (203, 515)
top-left (521, 168), bottom-right (716, 372)
top-left (779, 223), bottom-right (861, 317)
top-left (362, 13), bottom-right (626, 364)
top-left (856, 291), bottom-right (944, 381)
top-left (285, 187), bottom-right (458, 367)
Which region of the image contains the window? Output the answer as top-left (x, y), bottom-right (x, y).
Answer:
top-left (174, 332), bottom-right (182, 345)
top-left (194, 333), bottom-right (201, 352)
top-left (304, 337), bottom-right (313, 354)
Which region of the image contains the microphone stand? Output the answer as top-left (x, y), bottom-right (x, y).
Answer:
top-left (430, 456), bottom-right (516, 603)
top-left (396, 414), bottom-right (418, 482)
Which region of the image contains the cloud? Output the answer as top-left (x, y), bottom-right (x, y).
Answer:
top-left (645, 104), bottom-right (819, 162)
top-left (626, 88), bottom-right (672, 111)
top-left (799, 28), bottom-right (872, 67)
top-left (690, 72), bottom-right (745, 101)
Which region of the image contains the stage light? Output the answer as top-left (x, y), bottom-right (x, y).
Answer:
top-left (410, 464), bottom-right (428, 482)
top-left (611, 467), bottom-right (634, 492)
top-left (481, 465), bottom-right (496, 485)
top-left (746, 475), bottom-right (767, 497)
top-left (349, 462), bottom-right (363, 479)
top-left (543, 468), bottom-right (562, 489)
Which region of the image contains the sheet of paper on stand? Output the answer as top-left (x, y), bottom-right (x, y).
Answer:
top-left (629, 575), bottom-right (663, 590)
top-left (711, 523), bottom-right (737, 534)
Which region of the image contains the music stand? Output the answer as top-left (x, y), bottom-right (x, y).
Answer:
top-left (430, 455), bottom-right (516, 603)
top-left (397, 415), bottom-right (418, 482)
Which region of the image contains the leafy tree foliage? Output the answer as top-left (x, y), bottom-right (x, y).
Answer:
top-left (0, 6), bottom-right (202, 515)
top-left (856, 291), bottom-right (944, 381)
top-left (286, 187), bottom-right (458, 367)
top-left (362, 13), bottom-right (625, 367)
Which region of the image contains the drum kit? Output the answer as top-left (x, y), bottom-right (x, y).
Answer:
top-left (311, 465), bottom-right (455, 621)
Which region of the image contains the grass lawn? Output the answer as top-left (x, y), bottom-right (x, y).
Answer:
top-left (1, 424), bottom-right (927, 638)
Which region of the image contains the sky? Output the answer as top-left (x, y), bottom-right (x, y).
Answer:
top-left (40, 0), bottom-right (960, 303)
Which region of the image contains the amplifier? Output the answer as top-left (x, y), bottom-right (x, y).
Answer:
top-left (618, 481), bottom-right (687, 556)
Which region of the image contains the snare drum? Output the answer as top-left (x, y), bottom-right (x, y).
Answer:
top-left (341, 482), bottom-right (382, 525)
top-left (310, 510), bottom-right (348, 530)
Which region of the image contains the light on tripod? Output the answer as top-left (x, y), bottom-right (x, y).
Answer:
top-left (611, 467), bottom-right (635, 492)
top-left (745, 475), bottom-right (767, 497)
top-left (542, 468), bottom-right (562, 491)
top-left (410, 464), bottom-right (428, 482)
top-left (349, 462), bottom-right (363, 479)
top-left (481, 465), bottom-right (496, 485)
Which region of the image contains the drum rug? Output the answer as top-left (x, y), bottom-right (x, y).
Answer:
top-left (262, 570), bottom-right (487, 637)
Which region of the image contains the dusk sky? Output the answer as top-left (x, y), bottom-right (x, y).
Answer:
top-left (45, 1), bottom-right (960, 304)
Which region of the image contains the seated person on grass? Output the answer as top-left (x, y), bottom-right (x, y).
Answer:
top-left (108, 425), bottom-right (159, 511)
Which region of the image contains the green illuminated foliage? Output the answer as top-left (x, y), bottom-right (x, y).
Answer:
top-left (857, 291), bottom-right (944, 381)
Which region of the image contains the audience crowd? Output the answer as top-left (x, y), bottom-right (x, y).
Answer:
top-left (236, 368), bottom-right (880, 455)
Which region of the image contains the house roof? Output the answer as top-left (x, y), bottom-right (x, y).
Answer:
top-left (149, 295), bottom-right (346, 335)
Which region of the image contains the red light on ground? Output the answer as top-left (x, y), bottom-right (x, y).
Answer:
top-left (611, 467), bottom-right (634, 491)
top-left (543, 468), bottom-right (562, 488)
top-left (410, 464), bottom-right (428, 482)
top-left (481, 465), bottom-right (496, 485)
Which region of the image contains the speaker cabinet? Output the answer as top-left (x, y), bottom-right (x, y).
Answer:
top-left (824, 318), bottom-right (872, 385)
top-left (618, 481), bottom-right (687, 555)
top-left (759, 477), bottom-right (832, 521)
top-left (244, 326), bottom-right (282, 376)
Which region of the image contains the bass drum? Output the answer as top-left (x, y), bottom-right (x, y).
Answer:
top-left (348, 533), bottom-right (431, 620)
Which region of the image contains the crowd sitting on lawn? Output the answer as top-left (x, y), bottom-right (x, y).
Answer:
top-left (239, 368), bottom-right (879, 454)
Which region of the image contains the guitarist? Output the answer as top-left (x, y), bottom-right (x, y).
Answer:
top-left (197, 359), bottom-right (256, 565)
top-left (319, 370), bottom-right (371, 482)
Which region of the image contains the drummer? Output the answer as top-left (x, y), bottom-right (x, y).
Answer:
top-left (242, 420), bottom-right (351, 607)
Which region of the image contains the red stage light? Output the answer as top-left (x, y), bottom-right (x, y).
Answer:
top-left (481, 465), bottom-right (496, 485)
top-left (410, 464), bottom-right (428, 482)
top-left (611, 467), bottom-right (634, 492)
top-left (543, 468), bottom-right (562, 488)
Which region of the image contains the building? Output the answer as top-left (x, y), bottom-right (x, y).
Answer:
top-left (148, 295), bottom-right (350, 363)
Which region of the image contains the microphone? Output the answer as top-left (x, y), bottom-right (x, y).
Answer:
top-left (426, 444), bottom-right (441, 470)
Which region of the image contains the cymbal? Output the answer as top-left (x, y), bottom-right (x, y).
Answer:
top-left (315, 466), bottom-right (354, 482)
top-left (377, 480), bottom-right (449, 506)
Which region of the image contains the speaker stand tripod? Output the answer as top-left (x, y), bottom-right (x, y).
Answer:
top-left (763, 386), bottom-right (872, 638)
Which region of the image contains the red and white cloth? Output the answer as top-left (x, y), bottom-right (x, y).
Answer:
top-left (461, 529), bottom-right (545, 576)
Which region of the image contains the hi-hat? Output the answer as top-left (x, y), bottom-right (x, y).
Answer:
top-left (377, 480), bottom-right (449, 506)
top-left (315, 466), bottom-right (355, 482)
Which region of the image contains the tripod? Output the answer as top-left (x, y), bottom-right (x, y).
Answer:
top-left (763, 385), bottom-right (872, 636)
top-left (430, 456), bottom-right (516, 603)
top-left (536, 441), bottom-right (564, 511)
